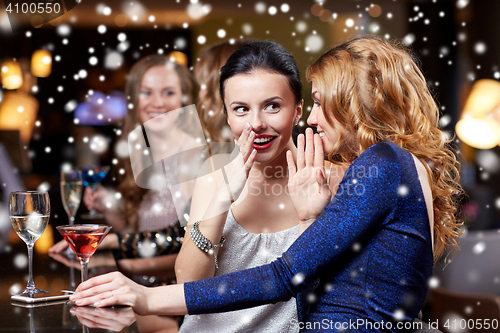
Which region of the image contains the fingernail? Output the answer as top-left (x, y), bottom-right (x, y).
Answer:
top-left (244, 123), bottom-right (251, 131)
top-left (249, 131), bottom-right (255, 138)
top-left (252, 149), bottom-right (257, 155)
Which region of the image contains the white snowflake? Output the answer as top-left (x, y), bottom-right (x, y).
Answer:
top-left (472, 241), bottom-right (486, 255)
top-left (428, 276), bottom-right (440, 289)
top-left (398, 184), bottom-right (409, 197)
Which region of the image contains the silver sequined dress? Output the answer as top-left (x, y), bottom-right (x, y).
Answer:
top-left (179, 209), bottom-right (300, 333)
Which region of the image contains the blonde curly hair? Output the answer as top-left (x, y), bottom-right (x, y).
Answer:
top-left (306, 35), bottom-right (463, 261)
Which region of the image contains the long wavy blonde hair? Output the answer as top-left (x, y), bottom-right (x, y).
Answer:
top-left (306, 35), bottom-right (463, 261)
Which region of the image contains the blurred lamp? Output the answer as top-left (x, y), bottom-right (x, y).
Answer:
top-left (168, 51), bottom-right (188, 66)
top-left (461, 79), bottom-right (500, 117)
top-left (0, 91), bottom-right (39, 142)
top-left (1, 61), bottom-right (23, 90)
top-left (456, 79), bottom-right (500, 149)
top-left (456, 116), bottom-right (500, 150)
top-left (31, 50), bottom-right (52, 77)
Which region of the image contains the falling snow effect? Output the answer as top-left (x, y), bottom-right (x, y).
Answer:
top-left (255, 2), bottom-right (266, 14)
top-left (104, 51), bottom-right (124, 70)
top-left (428, 276), bottom-right (439, 289)
top-left (1, 3), bottom-right (498, 328)
top-left (13, 254), bottom-right (28, 269)
top-left (398, 184), bottom-right (409, 197)
top-left (305, 35), bottom-right (324, 53)
top-left (472, 241), bottom-right (486, 254)
top-left (474, 41), bottom-right (487, 55)
top-left (475, 150), bottom-right (500, 173)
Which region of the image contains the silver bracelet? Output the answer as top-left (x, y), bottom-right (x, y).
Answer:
top-left (189, 220), bottom-right (225, 269)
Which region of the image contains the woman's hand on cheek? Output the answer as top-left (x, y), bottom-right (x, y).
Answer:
top-left (70, 272), bottom-right (151, 315)
top-left (223, 123), bottom-right (257, 201)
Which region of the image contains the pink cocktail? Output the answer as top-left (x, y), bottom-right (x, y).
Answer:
top-left (56, 224), bottom-right (112, 282)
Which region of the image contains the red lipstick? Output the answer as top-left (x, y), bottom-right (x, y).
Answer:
top-left (252, 135), bottom-right (276, 151)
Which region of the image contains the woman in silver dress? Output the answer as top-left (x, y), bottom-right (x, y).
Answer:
top-left (175, 40), bottom-right (343, 333)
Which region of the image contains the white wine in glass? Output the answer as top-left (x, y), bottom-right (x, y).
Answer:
top-left (9, 191), bottom-right (50, 296)
top-left (60, 170), bottom-right (83, 225)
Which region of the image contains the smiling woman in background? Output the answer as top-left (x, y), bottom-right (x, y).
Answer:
top-left (50, 55), bottom-right (195, 278)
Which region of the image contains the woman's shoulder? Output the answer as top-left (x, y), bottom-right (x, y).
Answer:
top-left (343, 142), bottom-right (412, 186)
top-left (354, 142), bottom-right (410, 167)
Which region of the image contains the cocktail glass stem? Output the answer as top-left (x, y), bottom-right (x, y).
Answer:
top-left (27, 244), bottom-right (35, 294)
top-left (70, 266), bottom-right (76, 290)
top-left (81, 258), bottom-right (89, 283)
top-left (87, 184), bottom-right (99, 218)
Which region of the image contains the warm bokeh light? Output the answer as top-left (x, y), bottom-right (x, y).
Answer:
top-left (168, 51), bottom-right (188, 66)
top-left (311, 4), bottom-right (324, 17)
top-left (456, 79), bottom-right (500, 149)
top-left (1, 61), bottom-right (23, 90)
top-left (115, 14), bottom-right (129, 27)
top-left (456, 116), bottom-right (500, 149)
top-left (0, 91), bottom-right (39, 142)
top-left (369, 4), bottom-right (383, 18)
top-left (34, 225), bottom-right (54, 254)
top-left (31, 50), bottom-right (52, 77)
top-left (320, 9), bottom-right (332, 22)
top-left (462, 79), bottom-right (500, 118)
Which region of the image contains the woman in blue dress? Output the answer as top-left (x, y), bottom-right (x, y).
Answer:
top-left (70, 35), bottom-right (462, 332)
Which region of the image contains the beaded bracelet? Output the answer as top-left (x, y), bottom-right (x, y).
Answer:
top-left (189, 220), bottom-right (225, 269)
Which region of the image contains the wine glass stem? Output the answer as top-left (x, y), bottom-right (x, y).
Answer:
top-left (81, 259), bottom-right (89, 283)
top-left (69, 215), bottom-right (75, 225)
top-left (27, 244), bottom-right (35, 291)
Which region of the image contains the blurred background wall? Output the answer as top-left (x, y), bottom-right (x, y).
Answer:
top-left (0, 0), bottom-right (499, 230)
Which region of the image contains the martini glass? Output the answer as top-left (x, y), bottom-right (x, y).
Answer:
top-left (9, 191), bottom-right (50, 296)
top-left (56, 224), bottom-right (112, 283)
top-left (80, 166), bottom-right (110, 220)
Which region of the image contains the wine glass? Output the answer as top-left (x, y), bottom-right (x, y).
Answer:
top-left (56, 224), bottom-right (112, 283)
top-left (60, 170), bottom-right (83, 225)
top-left (9, 191), bottom-right (50, 296)
top-left (80, 166), bottom-right (110, 220)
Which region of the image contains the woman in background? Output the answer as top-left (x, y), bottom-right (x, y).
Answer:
top-left (50, 55), bottom-right (195, 295)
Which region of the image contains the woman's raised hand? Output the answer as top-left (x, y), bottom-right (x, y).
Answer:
top-left (286, 128), bottom-right (331, 230)
top-left (83, 185), bottom-right (108, 212)
top-left (223, 123), bottom-right (257, 202)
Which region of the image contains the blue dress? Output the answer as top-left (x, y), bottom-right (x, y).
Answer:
top-left (184, 142), bottom-right (434, 332)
